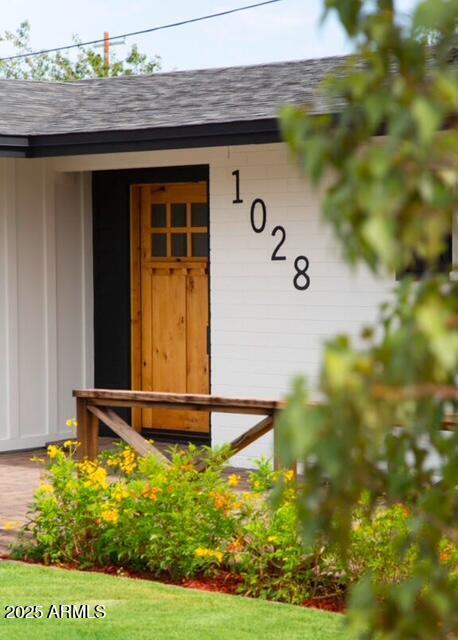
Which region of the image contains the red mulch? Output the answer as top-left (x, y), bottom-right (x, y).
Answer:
top-left (0, 554), bottom-right (345, 613)
top-left (302, 595), bottom-right (345, 613)
top-left (181, 571), bottom-right (244, 594)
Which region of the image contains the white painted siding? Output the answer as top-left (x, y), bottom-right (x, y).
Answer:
top-left (0, 160), bottom-right (92, 451)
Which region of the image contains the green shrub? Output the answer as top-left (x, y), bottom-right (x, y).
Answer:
top-left (228, 499), bottom-right (340, 604)
top-left (346, 501), bottom-right (417, 585)
top-left (15, 442), bottom-right (238, 578)
top-left (11, 443), bottom-right (457, 607)
top-left (345, 498), bottom-right (458, 590)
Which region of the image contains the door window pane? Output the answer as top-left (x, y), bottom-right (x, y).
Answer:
top-left (151, 204), bottom-right (166, 228)
top-left (191, 233), bottom-right (208, 258)
top-left (171, 203), bottom-right (187, 227)
top-left (172, 233), bottom-right (187, 257)
top-left (191, 203), bottom-right (208, 227)
top-left (151, 234), bottom-right (167, 257)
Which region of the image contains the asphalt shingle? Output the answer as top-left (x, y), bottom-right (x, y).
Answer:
top-left (0, 56), bottom-right (347, 136)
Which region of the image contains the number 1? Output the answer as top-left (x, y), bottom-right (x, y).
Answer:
top-left (232, 169), bottom-right (243, 204)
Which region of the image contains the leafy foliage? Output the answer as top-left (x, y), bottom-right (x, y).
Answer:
top-left (14, 444), bottom-right (455, 608)
top-left (0, 21), bottom-right (160, 81)
top-left (278, 1), bottom-right (458, 638)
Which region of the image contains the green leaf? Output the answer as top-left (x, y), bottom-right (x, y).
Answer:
top-left (412, 97), bottom-right (442, 144)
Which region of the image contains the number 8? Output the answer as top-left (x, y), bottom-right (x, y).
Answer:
top-left (293, 256), bottom-right (310, 291)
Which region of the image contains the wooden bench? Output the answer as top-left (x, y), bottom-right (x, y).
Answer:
top-left (73, 388), bottom-right (456, 471)
top-left (73, 389), bottom-right (285, 470)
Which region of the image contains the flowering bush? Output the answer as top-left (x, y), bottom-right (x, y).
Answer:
top-left (11, 442), bottom-right (457, 606)
top-left (15, 442), bottom-right (238, 578)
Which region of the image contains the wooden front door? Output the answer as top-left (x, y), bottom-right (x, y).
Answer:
top-left (131, 182), bottom-right (209, 432)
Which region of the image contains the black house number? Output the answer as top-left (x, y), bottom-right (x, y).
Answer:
top-left (232, 170), bottom-right (310, 291)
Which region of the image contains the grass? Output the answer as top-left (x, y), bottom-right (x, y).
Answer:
top-left (0, 561), bottom-right (350, 640)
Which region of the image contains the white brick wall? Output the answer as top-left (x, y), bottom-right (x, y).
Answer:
top-left (208, 144), bottom-right (393, 466)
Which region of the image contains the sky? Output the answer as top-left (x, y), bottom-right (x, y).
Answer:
top-left (0, 0), bottom-right (421, 73)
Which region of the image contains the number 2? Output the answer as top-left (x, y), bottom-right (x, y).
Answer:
top-left (271, 226), bottom-right (286, 261)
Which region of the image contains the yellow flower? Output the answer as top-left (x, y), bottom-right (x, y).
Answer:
top-left (30, 456), bottom-right (45, 463)
top-left (3, 520), bottom-right (21, 531)
top-left (194, 548), bottom-right (223, 563)
top-left (78, 460), bottom-right (96, 474)
top-left (79, 461), bottom-right (109, 489)
top-left (119, 448), bottom-right (137, 475)
top-left (227, 474), bottom-right (241, 487)
top-left (47, 445), bottom-right (60, 459)
top-left (37, 484), bottom-right (54, 494)
top-left (267, 535), bottom-right (279, 544)
top-left (112, 484), bottom-right (129, 502)
top-left (63, 440), bottom-right (75, 449)
top-left (86, 467), bottom-right (108, 490)
top-left (283, 469), bottom-right (295, 482)
top-left (66, 418), bottom-right (78, 428)
top-left (100, 509), bottom-right (119, 524)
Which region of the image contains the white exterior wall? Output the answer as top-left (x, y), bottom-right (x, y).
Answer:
top-left (208, 145), bottom-right (393, 466)
top-left (0, 159), bottom-right (93, 451)
top-left (0, 144), bottom-right (398, 461)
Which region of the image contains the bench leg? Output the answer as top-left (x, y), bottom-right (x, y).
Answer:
top-left (88, 411), bottom-right (99, 459)
top-left (273, 418), bottom-right (297, 478)
top-left (76, 398), bottom-right (99, 460)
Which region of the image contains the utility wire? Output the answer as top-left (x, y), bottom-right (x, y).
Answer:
top-left (0, 0), bottom-right (284, 62)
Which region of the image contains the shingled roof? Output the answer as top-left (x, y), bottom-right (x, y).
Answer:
top-left (0, 56), bottom-right (346, 137)
top-left (0, 56), bottom-right (350, 157)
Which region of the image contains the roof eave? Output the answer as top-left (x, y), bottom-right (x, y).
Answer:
top-left (0, 135), bottom-right (29, 158)
top-left (0, 118), bottom-right (282, 159)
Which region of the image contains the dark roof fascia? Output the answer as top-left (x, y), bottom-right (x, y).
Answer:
top-left (2, 118), bottom-right (281, 159)
top-left (0, 135), bottom-right (29, 158)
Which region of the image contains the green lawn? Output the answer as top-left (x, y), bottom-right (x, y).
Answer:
top-left (0, 561), bottom-right (349, 639)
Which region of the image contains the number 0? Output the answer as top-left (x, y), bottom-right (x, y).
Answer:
top-left (250, 198), bottom-right (267, 233)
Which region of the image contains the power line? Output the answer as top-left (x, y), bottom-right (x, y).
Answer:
top-left (0, 0), bottom-right (284, 62)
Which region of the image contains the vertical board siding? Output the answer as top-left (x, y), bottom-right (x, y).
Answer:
top-left (0, 160), bottom-right (92, 451)
top-left (16, 161), bottom-right (47, 438)
top-left (55, 172), bottom-right (87, 432)
top-left (0, 161), bottom-right (9, 440)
